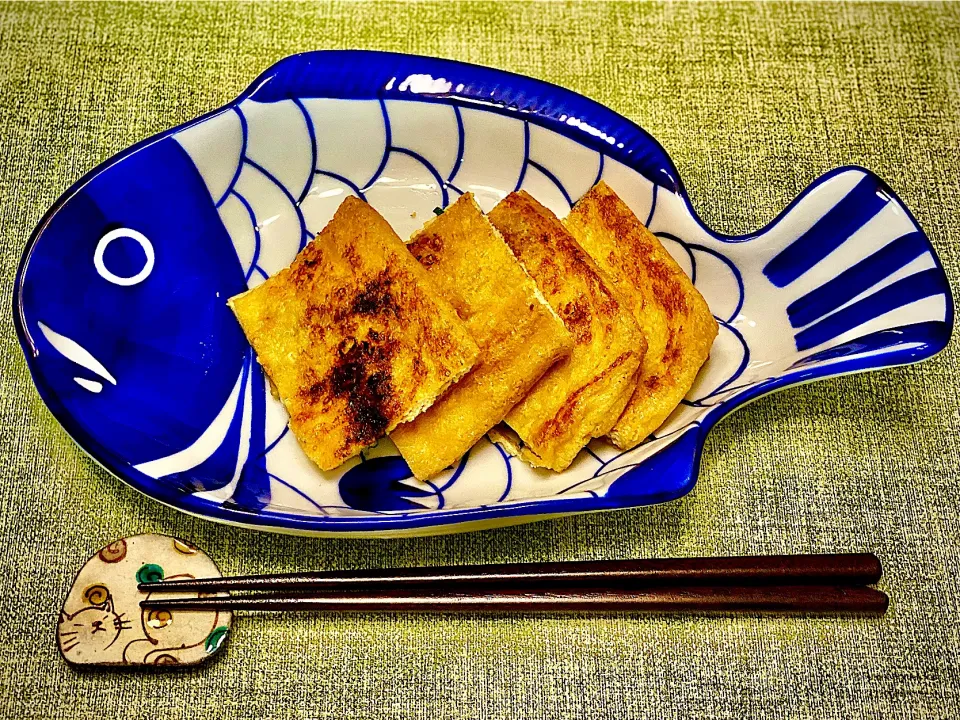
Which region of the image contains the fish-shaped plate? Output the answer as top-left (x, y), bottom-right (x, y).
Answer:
top-left (14, 51), bottom-right (953, 537)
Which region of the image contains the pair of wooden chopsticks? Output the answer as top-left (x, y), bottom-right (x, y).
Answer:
top-left (139, 553), bottom-right (888, 615)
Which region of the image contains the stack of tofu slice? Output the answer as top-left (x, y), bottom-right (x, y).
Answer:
top-left (230, 182), bottom-right (718, 482)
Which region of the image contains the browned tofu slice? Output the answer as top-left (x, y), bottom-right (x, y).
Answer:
top-left (565, 181), bottom-right (718, 449)
top-left (390, 194), bottom-right (574, 479)
top-left (486, 191), bottom-right (645, 472)
top-left (228, 197), bottom-right (480, 471)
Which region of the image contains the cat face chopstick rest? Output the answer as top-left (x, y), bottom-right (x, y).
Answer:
top-left (57, 534), bottom-right (231, 667)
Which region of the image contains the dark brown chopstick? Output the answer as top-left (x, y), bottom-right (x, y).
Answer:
top-left (140, 585), bottom-right (889, 616)
top-left (137, 553), bottom-right (882, 594)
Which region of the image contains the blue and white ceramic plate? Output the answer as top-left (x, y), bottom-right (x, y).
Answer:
top-left (14, 51), bottom-right (953, 537)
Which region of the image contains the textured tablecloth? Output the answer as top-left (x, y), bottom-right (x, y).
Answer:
top-left (0, 2), bottom-right (958, 718)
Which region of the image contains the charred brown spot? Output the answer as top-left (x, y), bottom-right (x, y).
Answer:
top-left (320, 334), bottom-right (398, 446)
top-left (530, 242), bottom-right (562, 295)
top-left (591, 193), bottom-right (682, 317)
top-left (559, 297), bottom-right (592, 342)
top-left (662, 346), bottom-right (683, 364)
top-left (418, 321), bottom-right (460, 361)
top-left (304, 303), bottom-right (330, 328)
top-left (349, 272), bottom-right (398, 317)
top-left (411, 355), bottom-right (427, 383)
top-left (591, 279), bottom-right (623, 318)
top-left (562, 238), bottom-right (594, 276)
top-left (606, 352), bottom-right (633, 372)
top-left (653, 284), bottom-right (687, 318)
top-left (642, 260), bottom-right (686, 319)
top-left (645, 259), bottom-right (673, 284)
top-left (408, 232), bottom-right (445, 268)
top-left (296, 367), bottom-right (321, 397)
top-left (662, 328), bottom-right (682, 364)
top-left (536, 382), bottom-right (589, 444)
top-left (535, 352), bottom-right (634, 444)
top-left (341, 243), bottom-right (362, 269)
top-left (291, 247), bottom-right (325, 283)
top-left (593, 190), bottom-right (636, 233)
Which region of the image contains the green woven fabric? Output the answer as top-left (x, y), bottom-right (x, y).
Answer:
top-left (0, 1), bottom-right (958, 717)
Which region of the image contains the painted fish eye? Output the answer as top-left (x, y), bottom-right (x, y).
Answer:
top-left (94, 228), bottom-right (155, 287)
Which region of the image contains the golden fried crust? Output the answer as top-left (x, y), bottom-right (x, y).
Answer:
top-left (487, 191), bottom-right (644, 472)
top-left (565, 181), bottom-right (719, 449)
top-left (390, 193), bottom-right (574, 479)
top-left (228, 197), bottom-right (479, 471)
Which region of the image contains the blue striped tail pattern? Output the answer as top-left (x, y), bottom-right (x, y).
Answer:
top-left (763, 170), bottom-right (951, 358)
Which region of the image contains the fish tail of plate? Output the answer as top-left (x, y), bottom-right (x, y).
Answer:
top-left (756, 167), bottom-right (953, 371)
top-left (653, 166), bottom-right (951, 385)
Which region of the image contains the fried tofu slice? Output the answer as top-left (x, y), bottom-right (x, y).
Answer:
top-left (486, 191), bottom-right (645, 472)
top-left (228, 197), bottom-right (480, 471)
top-left (390, 194), bottom-right (574, 479)
top-left (565, 181), bottom-right (718, 449)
